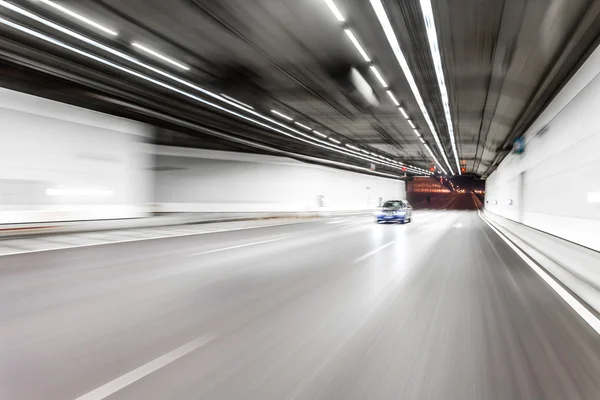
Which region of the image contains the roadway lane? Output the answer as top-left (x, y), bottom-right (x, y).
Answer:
top-left (1, 211), bottom-right (600, 399)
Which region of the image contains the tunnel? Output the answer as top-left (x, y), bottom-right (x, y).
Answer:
top-left (0, 0), bottom-right (599, 399)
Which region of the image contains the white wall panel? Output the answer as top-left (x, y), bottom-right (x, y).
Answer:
top-left (153, 147), bottom-right (405, 212)
top-left (486, 45), bottom-right (600, 251)
top-left (0, 88), bottom-right (154, 223)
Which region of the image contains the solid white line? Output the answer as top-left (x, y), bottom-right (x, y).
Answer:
top-left (353, 240), bottom-right (396, 263)
top-left (0, 220), bottom-right (309, 257)
top-left (478, 210), bottom-right (600, 336)
top-left (189, 236), bottom-right (290, 257)
top-left (74, 335), bottom-right (214, 400)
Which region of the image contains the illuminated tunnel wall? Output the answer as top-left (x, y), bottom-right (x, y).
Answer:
top-left (0, 88), bottom-right (154, 224)
top-left (485, 44), bottom-right (600, 251)
top-left (0, 87), bottom-right (405, 223)
top-left (152, 146), bottom-right (405, 213)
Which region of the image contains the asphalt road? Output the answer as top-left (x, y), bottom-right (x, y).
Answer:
top-left (1, 210), bottom-right (600, 399)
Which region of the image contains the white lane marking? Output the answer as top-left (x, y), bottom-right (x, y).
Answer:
top-left (74, 335), bottom-right (214, 400)
top-left (353, 240), bottom-right (396, 263)
top-left (478, 210), bottom-right (600, 336)
top-left (189, 236), bottom-right (290, 257)
top-left (0, 220), bottom-right (309, 257)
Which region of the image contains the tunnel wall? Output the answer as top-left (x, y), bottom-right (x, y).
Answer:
top-left (485, 45), bottom-right (600, 251)
top-left (0, 88), bottom-right (154, 224)
top-left (153, 146), bottom-right (405, 213)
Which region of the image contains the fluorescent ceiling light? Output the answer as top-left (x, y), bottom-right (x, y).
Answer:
top-left (370, 66), bottom-right (388, 88)
top-left (329, 137), bottom-right (341, 144)
top-left (36, 0), bottom-right (117, 36)
top-left (344, 29), bottom-right (370, 62)
top-left (370, 0), bottom-right (453, 174)
top-left (407, 119), bottom-right (415, 129)
top-left (419, 0), bottom-right (461, 174)
top-left (420, 138), bottom-right (425, 144)
top-left (346, 144), bottom-right (360, 151)
top-left (132, 43), bottom-right (189, 70)
top-left (323, 0), bottom-right (345, 22)
top-left (413, 129), bottom-right (421, 137)
top-left (1, 3), bottom-right (427, 176)
top-left (399, 107), bottom-right (409, 119)
top-left (271, 110), bottom-right (293, 121)
top-left (221, 94), bottom-right (253, 110)
top-left (294, 121), bottom-right (311, 130)
top-left (313, 130), bottom-right (327, 138)
top-left (386, 91), bottom-right (400, 106)
top-left (361, 149), bottom-right (369, 154)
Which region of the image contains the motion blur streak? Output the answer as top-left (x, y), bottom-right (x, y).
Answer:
top-left (0, 1), bottom-right (420, 174)
top-left (369, 0), bottom-right (453, 174)
top-left (2, 203), bottom-right (600, 399)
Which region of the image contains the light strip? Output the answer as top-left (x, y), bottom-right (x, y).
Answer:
top-left (323, 0), bottom-right (345, 22)
top-left (413, 129), bottom-right (421, 137)
top-left (329, 138), bottom-right (341, 144)
top-left (386, 91), bottom-right (399, 106)
top-left (221, 94), bottom-right (254, 110)
top-left (369, 66), bottom-right (388, 88)
top-left (344, 29), bottom-right (370, 62)
top-left (346, 144), bottom-right (360, 151)
top-left (0, 3), bottom-right (430, 176)
top-left (313, 130), bottom-right (328, 138)
top-left (294, 121), bottom-right (312, 130)
top-left (36, 0), bottom-right (117, 36)
top-left (424, 143), bottom-right (447, 175)
top-left (399, 107), bottom-right (409, 119)
top-left (318, 0), bottom-right (435, 175)
top-left (407, 120), bottom-right (415, 129)
top-left (419, 0), bottom-right (461, 174)
top-left (420, 137), bottom-right (425, 144)
top-left (271, 110), bottom-right (293, 120)
top-left (370, 0), bottom-right (453, 174)
top-left (132, 43), bottom-right (189, 70)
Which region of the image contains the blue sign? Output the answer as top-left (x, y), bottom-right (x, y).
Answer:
top-left (513, 137), bottom-right (525, 154)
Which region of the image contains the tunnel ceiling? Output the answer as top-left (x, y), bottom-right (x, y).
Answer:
top-left (1, 0), bottom-right (599, 178)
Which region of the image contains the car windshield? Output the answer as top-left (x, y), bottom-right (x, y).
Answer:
top-left (383, 201), bottom-right (405, 208)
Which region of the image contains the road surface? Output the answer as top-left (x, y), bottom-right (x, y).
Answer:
top-left (1, 210), bottom-right (599, 399)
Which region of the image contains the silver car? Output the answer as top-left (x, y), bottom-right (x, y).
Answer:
top-left (374, 200), bottom-right (413, 224)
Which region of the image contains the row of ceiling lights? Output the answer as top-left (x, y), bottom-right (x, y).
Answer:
top-left (4, 0), bottom-right (433, 177)
top-left (268, 109), bottom-right (431, 174)
top-left (323, 0), bottom-right (460, 175)
top-left (419, 0), bottom-right (461, 173)
top-left (323, 0), bottom-right (445, 175)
